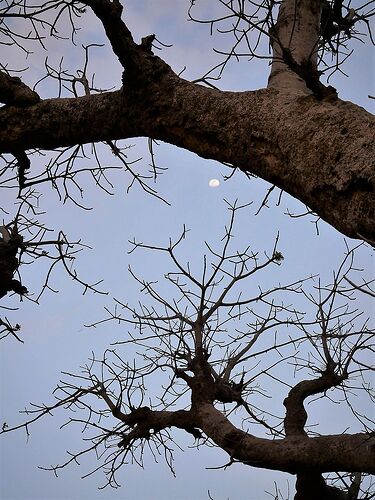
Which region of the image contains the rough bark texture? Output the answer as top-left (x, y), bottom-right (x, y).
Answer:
top-left (108, 399), bottom-right (375, 477)
top-left (1, 79), bottom-right (374, 241)
top-left (0, 0), bottom-right (374, 242)
top-left (194, 403), bottom-right (375, 475)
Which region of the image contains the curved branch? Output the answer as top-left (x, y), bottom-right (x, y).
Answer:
top-left (0, 78), bottom-right (373, 242)
top-left (283, 368), bottom-right (347, 437)
top-left (195, 403), bottom-right (375, 475)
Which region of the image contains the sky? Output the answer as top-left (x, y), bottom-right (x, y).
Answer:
top-left (0, 1), bottom-right (374, 500)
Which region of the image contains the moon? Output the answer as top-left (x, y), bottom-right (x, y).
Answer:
top-left (209, 178), bottom-right (220, 188)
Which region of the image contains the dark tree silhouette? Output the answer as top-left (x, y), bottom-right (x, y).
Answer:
top-left (2, 203), bottom-right (374, 499)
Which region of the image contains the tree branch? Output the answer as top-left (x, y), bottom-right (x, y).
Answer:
top-left (195, 402), bottom-right (375, 475)
top-left (268, 0), bottom-right (323, 93)
top-left (0, 81), bottom-right (373, 242)
top-left (283, 368), bottom-right (347, 437)
top-left (0, 71), bottom-right (40, 106)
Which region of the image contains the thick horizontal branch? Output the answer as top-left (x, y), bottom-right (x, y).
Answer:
top-left (0, 66), bottom-right (373, 241)
top-left (77, 386), bottom-right (375, 475)
top-left (196, 403), bottom-right (375, 474)
top-left (112, 406), bottom-right (201, 448)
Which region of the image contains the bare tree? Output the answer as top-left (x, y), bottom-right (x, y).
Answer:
top-left (0, 2), bottom-right (374, 499)
top-left (0, 0), bottom-right (374, 243)
top-left (2, 203), bottom-right (374, 499)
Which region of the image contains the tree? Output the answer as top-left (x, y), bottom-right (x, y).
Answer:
top-left (0, 1), bottom-right (374, 499)
top-left (0, 0), bottom-right (374, 242)
top-left (2, 202), bottom-right (375, 499)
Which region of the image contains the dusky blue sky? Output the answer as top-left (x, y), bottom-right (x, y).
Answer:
top-left (0, 1), bottom-right (374, 499)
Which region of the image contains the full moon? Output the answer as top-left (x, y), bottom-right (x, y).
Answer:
top-left (209, 178), bottom-right (220, 188)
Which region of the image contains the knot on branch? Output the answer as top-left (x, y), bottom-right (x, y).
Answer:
top-left (14, 151), bottom-right (31, 193)
top-left (140, 34), bottom-right (156, 53)
top-left (0, 226), bottom-right (27, 299)
top-left (214, 378), bottom-right (245, 404)
top-left (124, 406), bottom-right (152, 425)
top-left (116, 406), bottom-right (200, 450)
top-left (0, 72), bottom-right (40, 107)
top-left (117, 407), bottom-right (152, 448)
top-left (121, 53), bottom-right (171, 91)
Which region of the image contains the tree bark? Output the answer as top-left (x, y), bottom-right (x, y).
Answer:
top-left (194, 403), bottom-right (375, 475)
top-left (0, 0), bottom-right (374, 241)
top-left (1, 71), bottom-right (374, 241)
